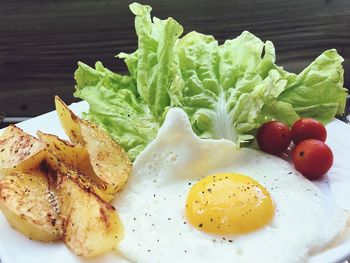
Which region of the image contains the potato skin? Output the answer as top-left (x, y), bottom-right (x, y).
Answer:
top-left (0, 169), bottom-right (63, 242)
top-left (57, 174), bottom-right (123, 257)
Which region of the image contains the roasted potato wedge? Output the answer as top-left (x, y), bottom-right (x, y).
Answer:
top-left (55, 96), bottom-right (132, 194)
top-left (55, 96), bottom-right (84, 145)
top-left (57, 173), bottom-right (123, 257)
top-left (0, 169), bottom-right (63, 242)
top-left (0, 97), bottom-right (131, 257)
top-left (38, 132), bottom-right (114, 202)
top-left (0, 125), bottom-right (46, 171)
top-left (80, 121), bottom-right (132, 194)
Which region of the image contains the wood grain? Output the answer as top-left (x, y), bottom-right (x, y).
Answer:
top-left (0, 0), bottom-right (349, 119)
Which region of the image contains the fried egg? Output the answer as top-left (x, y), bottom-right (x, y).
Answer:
top-left (114, 108), bottom-right (348, 263)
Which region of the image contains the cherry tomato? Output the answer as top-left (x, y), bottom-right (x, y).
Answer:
top-left (292, 139), bottom-right (333, 180)
top-left (291, 118), bottom-right (327, 145)
top-left (257, 121), bottom-right (291, 155)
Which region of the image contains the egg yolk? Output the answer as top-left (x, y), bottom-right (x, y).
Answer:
top-left (185, 173), bottom-right (274, 235)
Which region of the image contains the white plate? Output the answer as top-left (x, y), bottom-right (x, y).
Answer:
top-left (0, 101), bottom-right (349, 263)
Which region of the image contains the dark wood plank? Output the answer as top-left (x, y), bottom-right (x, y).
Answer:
top-left (0, 0), bottom-right (349, 118)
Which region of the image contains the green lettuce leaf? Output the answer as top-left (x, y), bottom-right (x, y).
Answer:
top-left (119, 3), bottom-right (183, 121)
top-left (74, 61), bottom-right (158, 160)
top-left (278, 49), bottom-right (347, 123)
top-left (171, 31), bottom-right (295, 144)
top-left (74, 2), bottom-right (347, 160)
top-left (74, 3), bottom-right (183, 160)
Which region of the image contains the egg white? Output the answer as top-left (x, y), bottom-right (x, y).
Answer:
top-left (113, 108), bottom-right (348, 263)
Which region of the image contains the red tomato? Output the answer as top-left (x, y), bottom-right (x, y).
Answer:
top-left (292, 139), bottom-right (333, 180)
top-left (291, 118), bottom-right (327, 145)
top-left (256, 121), bottom-right (291, 155)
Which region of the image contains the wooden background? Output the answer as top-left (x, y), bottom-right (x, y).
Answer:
top-left (0, 0), bottom-right (350, 126)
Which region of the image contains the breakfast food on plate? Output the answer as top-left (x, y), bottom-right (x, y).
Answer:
top-left (74, 3), bottom-right (347, 161)
top-left (113, 108), bottom-right (348, 262)
top-left (70, 3), bottom-right (347, 260)
top-left (0, 101), bottom-right (347, 262)
top-left (0, 96), bottom-right (131, 257)
top-left (0, 2), bottom-right (349, 262)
